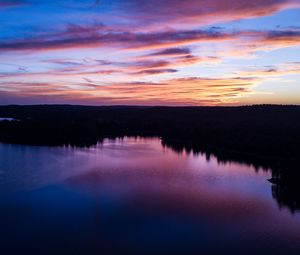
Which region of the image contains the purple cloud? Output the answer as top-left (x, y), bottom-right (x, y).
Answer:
top-left (0, 0), bottom-right (25, 8)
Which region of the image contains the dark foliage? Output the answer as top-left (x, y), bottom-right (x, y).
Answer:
top-left (0, 104), bottom-right (300, 212)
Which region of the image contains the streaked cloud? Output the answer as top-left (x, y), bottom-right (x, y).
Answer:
top-left (236, 63), bottom-right (300, 77)
top-left (0, 27), bottom-right (234, 52)
top-left (116, 0), bottom-right (300, 29)
top-left (0, 0), bottom-right (299, 105)
top-left (0, 76), bottom-right (260, 105)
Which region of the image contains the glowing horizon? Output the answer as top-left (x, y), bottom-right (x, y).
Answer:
top-left (0, 0), bottom-right (300, 106)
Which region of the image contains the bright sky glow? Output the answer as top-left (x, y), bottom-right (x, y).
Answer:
top-left (0, 0), bottom-right (300, 105)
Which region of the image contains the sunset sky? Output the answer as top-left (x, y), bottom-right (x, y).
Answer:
top-left (0, 0), bottom-right (300, 106)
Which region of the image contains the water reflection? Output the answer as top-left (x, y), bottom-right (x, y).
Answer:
top-left (162, 139), bottom-right (300, 214)
top-left (0, 137), bottom-right (300, 254)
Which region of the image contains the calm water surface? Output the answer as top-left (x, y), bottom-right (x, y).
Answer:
top-left (0, 137), bottom-right (300, 254)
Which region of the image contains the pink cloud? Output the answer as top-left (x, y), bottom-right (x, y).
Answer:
top-left (118, 0), bottom-right (300, 29)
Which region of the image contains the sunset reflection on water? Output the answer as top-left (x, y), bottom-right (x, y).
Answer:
top-left (1, 137), bottom-right (300, 254)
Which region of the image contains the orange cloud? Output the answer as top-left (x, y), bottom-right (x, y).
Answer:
top-left (0, 77), bottom-right (259, 106)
